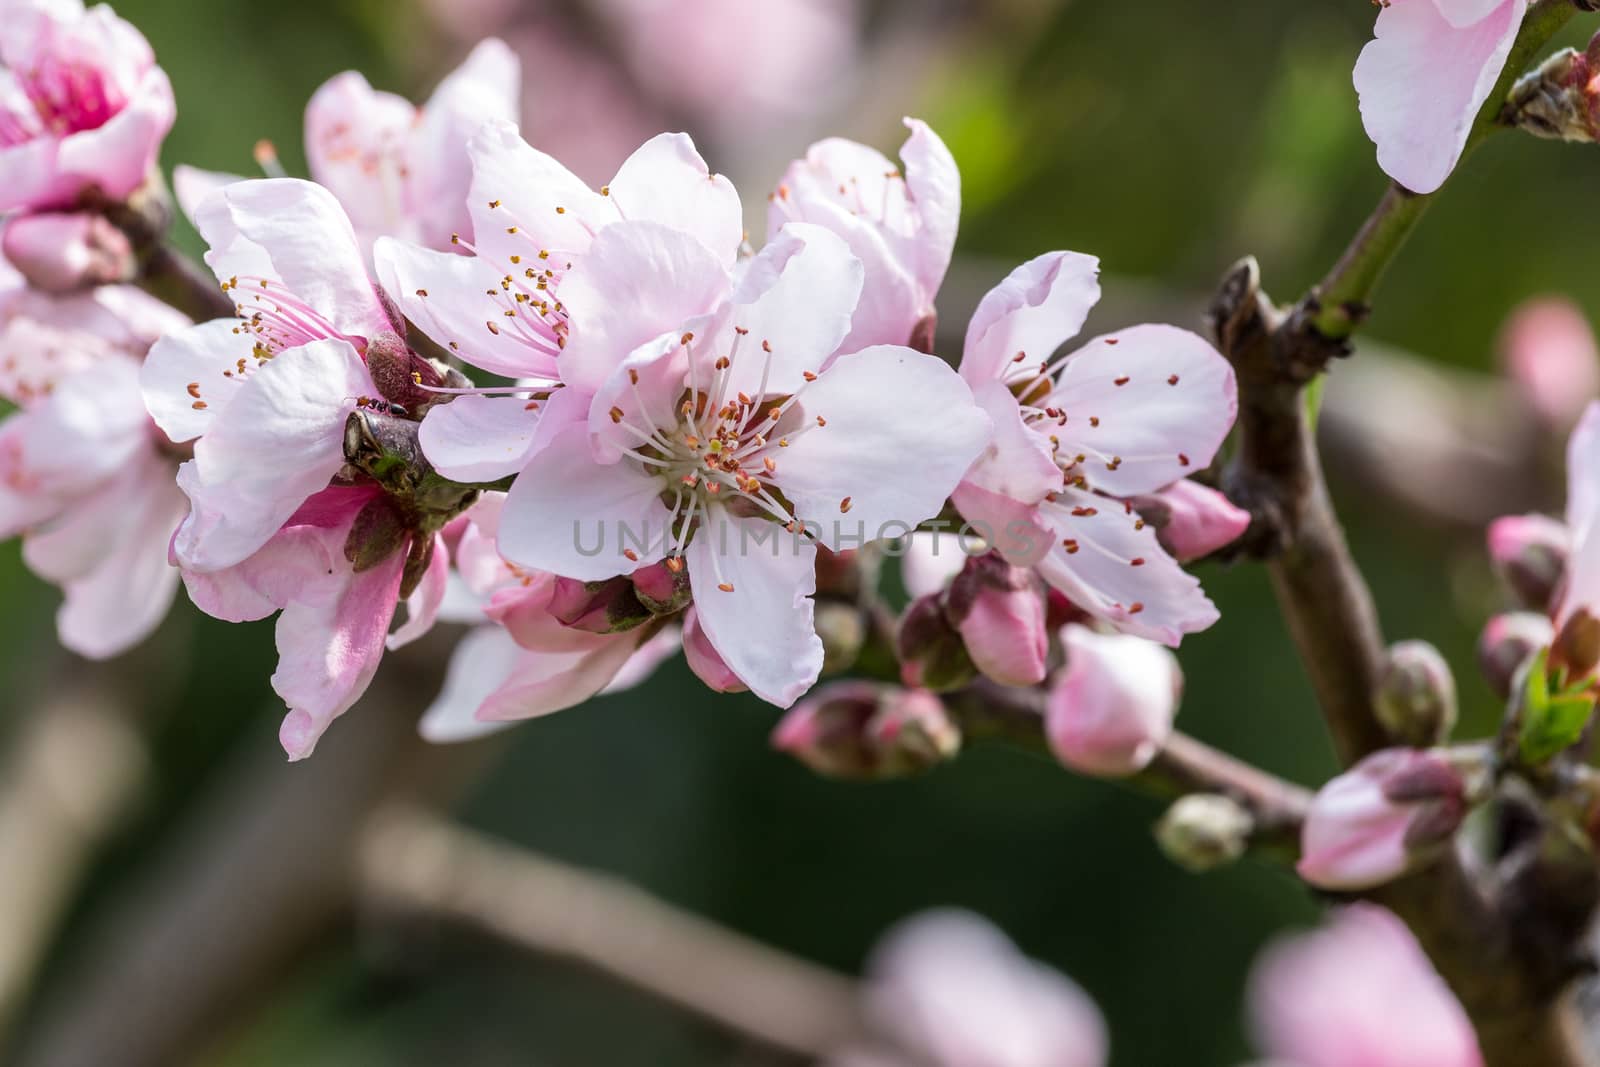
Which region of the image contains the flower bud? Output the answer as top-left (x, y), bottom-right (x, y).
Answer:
top-left (1297, 749), bottom-right (1470, 891)
top-left (547, 575), bottom-right (650, 634)
top-left (682, 608), bottom-right (746, 693)
top-left (896, 593), bottom-right (975, 692)
top-left (1486, 514), bottom-right (1569, 613)
top-left (946, 552), bottom-right (1048, 687)
top-left (631, 560), bottom-right (690, 615)
top-left (1130, 480), bottom-right (1251, 563)
top-left (1, 212), bottom-right (135, 291)
top-left (1506, 43), bottom-right (1600, 144)
top-left (1478, 612), bottom-right (1553, 700)
top-left (343, 495), bottom-right (409, 572)
top-left (1155, 794), bottom-right (1255, 873)
top-left (1374, 641), bottom-right (1457, 747)
top-left (1046, 625), bottom-right (1182, 777)
top-left (815, 601), bottom-right (866, 675)
top-left (771, 682), bottom-right (960, 779)
top-left (1499, 298), bottom-right (1600, 430)
top-left (814, 544), bottom-right (878, 601)
top-left (1553, 608), bottom-right (1600, 679)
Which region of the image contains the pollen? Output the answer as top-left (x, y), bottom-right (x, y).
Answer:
top-left (1128, 602), bottom-right (1145, 614)
top-left (191, 400), bottom-right (207, 410)
top-left (718, 582), bottom-right (735, 592)
top-left (623, 548), bottom-right (639, 562)
top-left (681, 332), bottom-right (695, 345)
top-left (488, 199), bottom-right (501, 208)
top-left (763, 456), bottom-right (776, 473)
top-left (1062, 538), bottom-right (1079, 553)
top-left (665, 556), bottom-right (684, 573)
top-left (839, 496), bottom-right (852, 513)
top-left (415, 288), bottom-right (428, 297)
top-left (1168, 374), bottom-right (1180, 386)
top-left (815, 415), bottom-right (827, 427)
top-left (1071, 506), bottom-right (1098, 517)
top-left (1113, 376), bottom-right (1130, 387)
top-left (802, 371), bottom-right (817, 382)
top-left (1130, 557), bottom-right (1146, 567)
top-left (609, 406), bottom-right (625, 424)
top-left (1089, 416), bottom-right (1100, 427)
top-left (486, 321), bottom-right (501, 335)
top-left (185, 382), bottom-right (201, 398)
top-left (1178, 453), bottom-right (1191, 466)
top-left (1105, 338), bottom-right (1119, 346)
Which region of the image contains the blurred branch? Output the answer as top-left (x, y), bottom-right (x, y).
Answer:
top-left (135, 242), bottom-right (232, 323)
top-left (0, 685), bottom-right (147, 1051)
top-left (359, 806), bottom-right (863, 1061)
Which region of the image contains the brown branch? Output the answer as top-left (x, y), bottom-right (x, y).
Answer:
top-left (358, 806), bottom-right (864, 1060)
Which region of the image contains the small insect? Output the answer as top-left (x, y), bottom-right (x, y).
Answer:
top-left (353, 395), bottom-right (409, 417)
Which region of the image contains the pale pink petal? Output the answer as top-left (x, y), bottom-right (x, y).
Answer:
top-left (477, 634), bottom-right (642, 722)
top-left (273, 547), bottom-right (406, 760)
top-left (372, 236), bottom-right (559, 380)
top-left (171, 164), bottom-right (244, 227)
top-left (607, 132), bottom-right (743, 264)
top-left (11, 359), bottom-right (147, 495)
top-left (498, 423), bottom-right (674, 580)
top-left (777, 195), bottom-right (922, 352)
top-left (387, 534), bottom-right (450, 650)
top-left (961, 251), bottom-right (1102, 388)
top-left (556, 220), bottom-right (730, 395)
top-left (50, 65), bottom-right (175, 201)
top-left (1434, 0), bottom-right (1514, 29)
top-left (899, 117), bottom-right (960, 301)
top-left (686, 507), bottom-right (822, 707)
top-left (303, 70), bottom-right (417, 246)
top-left (1354, 0), bottom-right (1524, 194)
top-left (411, 38), bottom-right (521, 251)
top-left (585, 325), bottom-right (697, 464)
top-left (196, 178), bottom-right (392, 339)
top-left (899, 531), bottom-right (979, 600)
top-left (176, 339), bottom-right (371, 571)
top-left (465, 119), bottom-right (612, 268)
top-left (140, 318), bottom-right (253, 442)
top-left (1047, 625), bottom-right (1181, 776)
top-left (1049, 324), bottom-right (1237, 497)
top-left (1565, 401), bottom-right (1600, 532)
top-left (417, 625), bottom-right (522, 743)
top-left (772, 346), bottom-right (990, 552)
top-left (600, 624), bottom-right (682, 693)
top-left (721, 221), bottom-right (862, 397)
top-left (419, 394), bottom-right (551, 482)
top-left (957, 380), bottom-right (1063, 509)
top-left (1035, 487), bottom-right (1218, 645)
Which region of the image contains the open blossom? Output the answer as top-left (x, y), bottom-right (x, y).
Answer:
top-left (829, 910), bottom-right (1107, 1067)
top-left (493, 218), bottom-right (989, 706)
top-left (0, 280), bottom-right (189, 657)
top-left (1354, 0), bottom-right (1527, 195)
top-left (953, 252), bottom-right (1237, 645)
top-left (415, 494), bottom-right (679, 742)
top-left (0, 0), bottom-right (175, 212)
top-left (769, 118), bottom-right (958, 351)
top-left (173, 40), bottom-right (519, 261)
top-left (375, 118), bottom-right (743, 484)
top-left (1249, 904), bottom-right (1483, 1067)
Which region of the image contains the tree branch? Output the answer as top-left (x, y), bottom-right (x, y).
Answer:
top-left (358, 806), bottom-right (864, 1061)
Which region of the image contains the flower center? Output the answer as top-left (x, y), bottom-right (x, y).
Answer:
top-left (0, 59), bottom-right (126, 144)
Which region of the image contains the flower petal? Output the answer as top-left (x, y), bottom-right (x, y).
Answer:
top-left (417, 625), bottom-right (522, 742)
top-left (419, 393), bottom-right (553, 483)
top-left (961, 251), bottom-right (1102, 387)
top-left (686, 508), bottom-right (822, 707)
top-left (899, 117), bottom-right (960, 301)
top-left (387, 534), bottom-right (449, 650)
top-left (607, 132), bottom-right (743, 264)
top-left (140, 318), bottom-right (253, 442)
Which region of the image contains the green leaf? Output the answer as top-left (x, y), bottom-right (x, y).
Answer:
top-left (1518, 648), bottom-right (1597, 763)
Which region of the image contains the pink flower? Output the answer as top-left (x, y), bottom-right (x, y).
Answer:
top-left (946, 550), bottom-right (1049, 687)
top-left (375, 119), bottom-right (743, 483)
top-left (1248, 904), bottom-right (1483, 1067)
top-left (495, 219), bottom-right (990, 706)
top-left (0, 280), bottom-right (189, 658)
top-left (141, 178), bottom-right (397, 572)
top-left (1046, 624), bottom-right (1182, 777)
top-left (772, 682), bottom-right (958, 779)
top-left (1354, 0), bottom-right (1526, 195)
top-left (681, 607), bottom-right (745, 692)
top-left (1128, 479), bottom-right (1250, 563)
top-left (1297, 748), bottom-right (1469, 891)
top-left (0, 0), bottom-right (175, 211)
top-left (952, 252), bottom-right (1237, 645)
top-left (1499, 297), bottom-right (1600, 429)
top-left (1486, 511), bottom-right (1568, 612)
top-left (415, 494), bottom-right (678, 742)
top-left (1, 210), bottom-right (133, 291)
top-left (303, 38), bottom-right (519, 256)
top-left (769, 118), bottom-right (958, 352)
top-left (830, 910), bottom-right (1108, 1067)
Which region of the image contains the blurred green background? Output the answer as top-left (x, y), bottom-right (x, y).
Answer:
top-left (4, 0), bottom-right (1598, 1064)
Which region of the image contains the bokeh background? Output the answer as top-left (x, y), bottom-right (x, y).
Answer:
top-left (4, 0), bottom-right (1598, 1064)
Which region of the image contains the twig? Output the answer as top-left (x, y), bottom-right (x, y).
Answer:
top-left (359, 806), bottom-right (864, 1060)
top-left (135, 242), bottom-right (232, 323)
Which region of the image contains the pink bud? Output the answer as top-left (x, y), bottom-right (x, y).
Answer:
top-left (631, 560), bottom-right (690, 614)
top-left (547, 575), bottom-right (649, 634)
top-left (896, 593), bottom-right (975, 692)
top-left (682, 608), bottom-right (746, 693)
top-left (1499, 298), bottom-right (1600, 430)
top-left (1486, 513), bottom-right (1569, 613)
top-left (1478, 612), bottom-right (1553, 700)
top-left (1130, 480), bottom-right (1251, 563)
top-left (1046, 625), bottom-right (1182, 777)
top-left (1297, 749), bottom-right (1468, 891)
top-left (772, 682), bottom-right (959, 779)
top-left (1, 212), bottom-right (135, 292)
top-left (947, 552), bottom-right (1048, 687)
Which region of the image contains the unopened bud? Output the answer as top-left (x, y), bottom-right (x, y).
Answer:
top-left (631, 560), bottom-right (690, 615)
top-left (1553, 608), bottom-right (1600, 679)
top-left (547, 575), bottom-right (650, 634)
top-left (771, 682), bottom-right (959, 779)
top-left (1298, 748), bottom-right (1472, 891)
top-left (1499, 298), bottom-right (1600, 430)
top-left (1155, 794), bottom-right (1254, 873)
top-left (2, 212), bottom-right (135, 291)
top-left (1374, 641), bottom-right (1457, 747)
top-left (814, 544), bottom-right (878, 601)
top-left (1506, 44), bottom-right (1600, 144)
top-left (1047, 625), bottom-right (1181, 777)
top-left (907, 312), bottom-right (938, 355)
top-left (947, 551), bottom-right (1048, 687)
top-left (815, 601), bottom-right (866, 675)
top-left (1479, 612), bottom-right (1553, 699)
top-left (896, 593), bottom-right (975, 691)
top-left (1486, 514), bottom-right (1569, 612)
top-left (344, 495), bottom-right (408, 572)
top-left (1129, 480), bottom-right (1251, 563)
top-left (682, 608), bottom-right (746, 692)
top-left (365, 331), bottom-right (458, 416)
